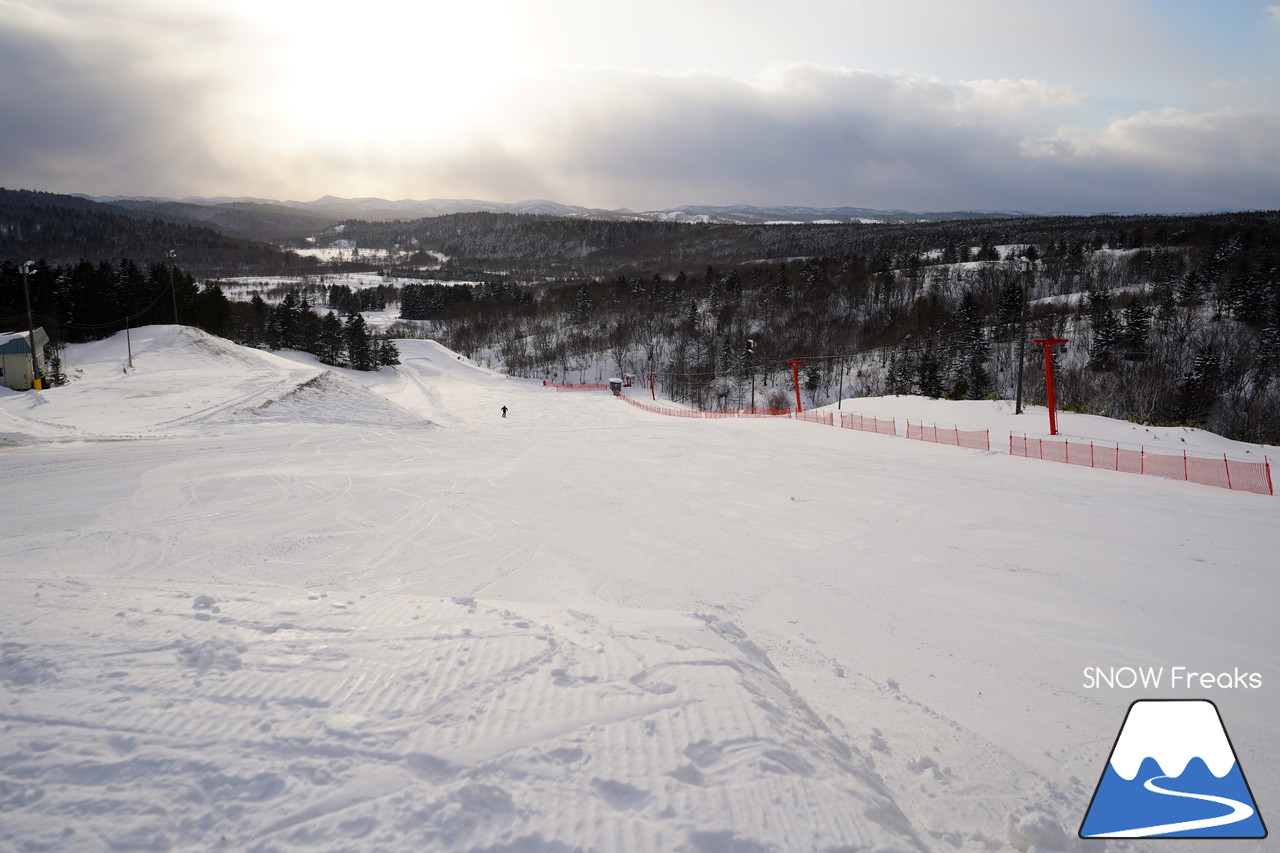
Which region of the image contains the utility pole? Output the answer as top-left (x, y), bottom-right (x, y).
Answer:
top-left (20, 260), bottom-right (41, 390)
top-left (1015, 258), bottom-right (1033, 414)
top-left (746, 339), bottom-right (756, 409)
top-left (788, 360), bottom-right (806, 413)
top-left (125, 313), bottom-right (134, 370)
top-left (1034, 337), bottom-right (1069, 435)
top-left (168, 249), bottom-right (180, 326)
top-left (837, 356), bottom-right (844, 410)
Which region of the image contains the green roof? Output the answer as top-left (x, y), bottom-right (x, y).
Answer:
top-left (0, 328), bottom-right (48, 355)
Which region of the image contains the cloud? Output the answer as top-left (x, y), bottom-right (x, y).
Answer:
top-left (1, 10), bottom-right (1275, 217)
top-left (408, 65), bottom-right (1277, 213)
top-left (0, 1), bottom-right (256, 193)
top-left (960, 79), bottom-right (1082, 111)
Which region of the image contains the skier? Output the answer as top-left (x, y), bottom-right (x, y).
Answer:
top-left (501, 405), bottom-right (508, 418)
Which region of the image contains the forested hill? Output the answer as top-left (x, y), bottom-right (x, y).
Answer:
top-left (316, 209), bottom-right (1280, 277)
top-left (400, 211), bottom-right (1280, 444)
top-left (0, 189), bottom-right (316, 275)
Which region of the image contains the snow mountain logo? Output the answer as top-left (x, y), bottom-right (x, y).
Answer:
top-left (1079, 699), bottom-right (1266, 839)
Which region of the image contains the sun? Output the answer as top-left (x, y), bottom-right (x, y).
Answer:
top-left (223, 1), bottom-right (531, 164)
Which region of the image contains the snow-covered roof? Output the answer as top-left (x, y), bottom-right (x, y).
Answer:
top-left (0, 328), bottom-right (46, 355)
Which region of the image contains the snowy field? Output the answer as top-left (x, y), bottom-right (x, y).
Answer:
top-left (1, 327), bottom-right (1276, 852)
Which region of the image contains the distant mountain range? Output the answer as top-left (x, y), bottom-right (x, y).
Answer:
top-left (82, 194), bottom-right (1035, 228)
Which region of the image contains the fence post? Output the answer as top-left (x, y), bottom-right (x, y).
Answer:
top-left (1267, 457), bottom-right (1274, 496)
top-left (1115, 442), bottom-right (1120, 471)
top-left (1183, 450), bottom-right (1188, 482)
top-left (985, 429), bottom-right (990, 451)
top-left (1223, 453), bottom-right (1232, 491)
top-left (1009, 432), bottom-right (1014, 454)
top-left (1090, 441), bottom-right (1095, 468)
top-left (1141, 446), bottom-right (1145, 475)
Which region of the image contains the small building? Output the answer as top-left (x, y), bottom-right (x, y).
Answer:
top-left (0, 328), bottom-right (49, 391)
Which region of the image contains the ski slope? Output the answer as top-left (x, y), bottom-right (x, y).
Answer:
top-left (1, 327), bottom-right (1276, 852)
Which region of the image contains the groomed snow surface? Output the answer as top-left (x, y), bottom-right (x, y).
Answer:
top-left (1, 327), bottom-right (1276, 853)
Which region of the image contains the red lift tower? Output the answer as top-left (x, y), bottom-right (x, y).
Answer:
top-left (1034, 337), bottom-right (1068, 435)
top-left (788, 361), bottom-right (807, 413)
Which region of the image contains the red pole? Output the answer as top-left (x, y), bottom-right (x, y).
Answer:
top-left (788, 360), bottom-right (806, 413)
top-left (1034, 337), bottom-right (1068, 436)
top-left (647, 372), bottom-right (656, 401)
top-left (1266, 457), bottom-right (1273, 496)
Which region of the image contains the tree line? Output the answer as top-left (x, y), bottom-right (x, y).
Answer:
top-left (401, 216), bottom-right (1280, 444)
top-left (0, 258), bottom-right (399, 380)
top-left (233, 290), bottom-right (399, 370)
top-left (1, 188), bottom-right (320, 276)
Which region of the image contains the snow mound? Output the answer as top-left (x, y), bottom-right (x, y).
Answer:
top-left (393, 338), bottom-right (510, 380)
top-left (0, 326), bottom-right (431, 442)
top-left (70, 325), bottom-right (302, 375)
top-left (227, 370), bottom-right (428, 428)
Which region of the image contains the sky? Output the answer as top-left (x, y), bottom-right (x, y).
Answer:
top-left (1, 0), bottom-right (1278, 213)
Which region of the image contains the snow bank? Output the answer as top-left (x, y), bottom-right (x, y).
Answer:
top-left (0, 326), bottom-right (431, 440)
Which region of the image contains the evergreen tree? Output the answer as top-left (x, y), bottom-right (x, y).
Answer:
top-left (43, 341), bottom-right (68, 387)
top-left (965, 360), bottom-right (993, 400)
top-left (1089, 310), bottom-right (1122, 369)
top-left (917, 345), bottom-right (944, 398)
top-left (569, 284), bottom-right (593, 325)
top-left (1086, 284), bottom-right (1120, 369)
top-left (1119, 301), bottom-right (1153, 361)
top-left (995, 277), bottom-right (1024, 342)
top-left (1176, 268), bottom-right (1205, 305)
top-left (954, 290), bottom-right (990, 396)
top-left (376, 338), bottom-right (401, 367)
top-left (195, 282), bottom-right (234, 338)
top-left (1173, 346), bottom-right (1221, 424)
top-left (1255, 302), bottom-right (1280, 381)
top-left (317, 311), bottom-right (345, 365)
top-left (270, 291), bottom-right (302, 350)
top-left (344, 312), bottom-right (374, 370)
top-left (296, 296), bottom-right (321, 354)
top-left (773, 266), bottom-right (791, 300)
top-left (976, 235), bottom-right (1000, 262)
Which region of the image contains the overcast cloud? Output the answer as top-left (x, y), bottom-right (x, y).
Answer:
top-left (1, 0), bottom-right (1277, 213)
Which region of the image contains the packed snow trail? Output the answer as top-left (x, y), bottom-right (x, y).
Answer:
top-left (2, 329), bottom-right (1277, 852)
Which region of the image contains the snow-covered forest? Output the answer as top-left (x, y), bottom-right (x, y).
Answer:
top-left (377, 213), bottom-right (1280, 444)
top-left (5, 194), bottom-right (1277, 442)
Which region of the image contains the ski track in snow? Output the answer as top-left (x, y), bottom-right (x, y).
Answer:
top-left (1, 326), bottom-right (1276, 853)
top-left (0, 587), bottom-right (919, 852)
